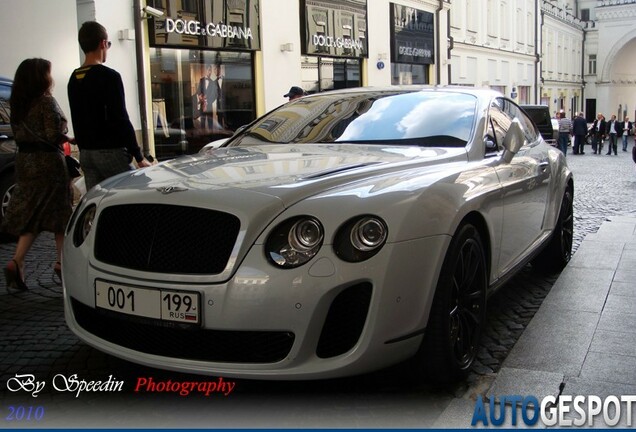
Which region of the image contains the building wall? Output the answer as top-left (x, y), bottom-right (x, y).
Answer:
top-left (539, 0), bottom-right (584, 118)
top-left (260, 0), bottom-right (303, 111)
top-left (259, 0), bottom-right (446, 112)
top-left (593, 1), bottom-right (636, 120)
top-left (449, 0), bottom-right (537, 102)
top-left (2, 0), bottom-right (634, 146)
top-left (0, 0), bottom-right (79, 122)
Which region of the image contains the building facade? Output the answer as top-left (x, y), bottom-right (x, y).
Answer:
top-left (0, 0), bottom-right (634, 159)
top-left (448, 0), bottom-right (538, 104)
top-left (539, 0), bottom-right (584, 119)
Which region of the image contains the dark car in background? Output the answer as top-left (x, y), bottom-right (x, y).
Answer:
top-left (0, 77), bottom-right (16, 226)
top-left (520, 104), bottom-right (558, 146)
top-left (153, 127), bottom-right (189, 161)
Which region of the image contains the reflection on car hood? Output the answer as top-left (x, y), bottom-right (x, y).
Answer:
top-left (111, 144), bottom-right (467, 206)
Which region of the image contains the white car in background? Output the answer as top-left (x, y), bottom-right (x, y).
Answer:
top-left (63, 87), bottom-right (573, 383)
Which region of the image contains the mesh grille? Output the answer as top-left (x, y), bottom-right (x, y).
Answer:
top-left (94, 204), bottom-right (240, 274)
top-left (316, 283), bottom-right (372, 358)
top-left (72, 298), bottom-right (295, 363)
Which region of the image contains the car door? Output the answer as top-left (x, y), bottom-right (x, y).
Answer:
top-left (490, 98), bottom-right (552, 277)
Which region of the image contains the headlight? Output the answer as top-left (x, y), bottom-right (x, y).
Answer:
top-left (73, 205), bottom-right (97, 247)
top-left (334, 216), bottom-right (388, 262)
top-left (266, 216), bottom-right (324, 268)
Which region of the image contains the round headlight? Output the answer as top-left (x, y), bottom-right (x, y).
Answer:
top-left (351, 218), bottom-right (387, 251)
top-left (266, 216), bottom-right (324, 268)
top-left (73, 205), bottom-right (97, 247)
top-left (334, 215), bottom-right (388, 263)
top-left (289, 219), bottom-right (323, 251)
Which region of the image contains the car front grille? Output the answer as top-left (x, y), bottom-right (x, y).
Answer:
top-left (316, 282), bottom-right (372, 358)
top-left (71, 298), bottom-right (295, 363)
top-left (94, 204), bottom-right (240, 274)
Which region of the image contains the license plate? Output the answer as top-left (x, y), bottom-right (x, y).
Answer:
top-left (95, 280), bottom-right (200, 324)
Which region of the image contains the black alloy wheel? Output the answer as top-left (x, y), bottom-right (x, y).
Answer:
top-left (417, 223), bottom-right (487, 383)
top-left (557, 188), bottom-right (574, 264)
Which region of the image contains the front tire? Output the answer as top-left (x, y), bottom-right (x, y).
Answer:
top-left (417, 223), bottom-right (487, 384)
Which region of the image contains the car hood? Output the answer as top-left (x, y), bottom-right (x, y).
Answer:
top-left (109, 144), bottom-right (467, 206)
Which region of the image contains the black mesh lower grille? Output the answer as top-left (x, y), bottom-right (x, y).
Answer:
top-left (316, 283), bottom-right (372, 358)
top-left (72, 298), bottom-right (295, 363)
top-left (94, 204), bottom-right (240, 274)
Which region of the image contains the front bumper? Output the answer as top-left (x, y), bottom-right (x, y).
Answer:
top-left (64, 235), bottom-right (450, 380)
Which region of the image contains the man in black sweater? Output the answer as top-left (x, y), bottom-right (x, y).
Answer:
top-left (68, 21), bottom-right (151, 191)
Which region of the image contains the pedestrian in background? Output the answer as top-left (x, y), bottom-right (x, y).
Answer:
top-left (590, 113), bottom-right (606, 154)
top-left (621, 116), bottom-right (633, 152)
top-left (605, 114), bottom-right (621, 155)
top-left (2, 58), bottom-right (73, 290)
top-left (572, 112), bottom-right (587, 155)
top-left (67, 21), bottom-right (151, 192)
top-left (557, 111), bottom-right (572, 156)
top-left (284, 86), bottom-right (306, 101)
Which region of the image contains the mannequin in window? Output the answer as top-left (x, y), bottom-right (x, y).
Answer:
top-left (197, 60), bottom-right (225, 130)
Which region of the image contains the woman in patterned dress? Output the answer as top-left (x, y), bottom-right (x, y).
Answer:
top-left (3, 58), bottom-right (73, 290)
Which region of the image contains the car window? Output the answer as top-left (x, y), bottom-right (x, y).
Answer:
top-left (504, 102), bottom-right (539, 143)
top-left (487, 101), bottom-right (509, 152)
top-left (229, 91), bottom-right (478, 147)
top-left (0, 83), bottom-right (10, 101)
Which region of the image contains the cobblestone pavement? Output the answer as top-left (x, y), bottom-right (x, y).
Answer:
top-left (1, 146), bottom-right (635, 427)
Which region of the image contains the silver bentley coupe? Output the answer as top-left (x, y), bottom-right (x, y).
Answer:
top-left (63, 87), bottom-right (573, 383)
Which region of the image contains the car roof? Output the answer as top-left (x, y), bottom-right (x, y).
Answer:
top-left (306, 85), bottom-right (499, 95)
top-left (301, 85), bottom-right (504, 105)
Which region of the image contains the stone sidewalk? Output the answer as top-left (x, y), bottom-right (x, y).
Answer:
top-left (436, 215), bottom-right (636, 428)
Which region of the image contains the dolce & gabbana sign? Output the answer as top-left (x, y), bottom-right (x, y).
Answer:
top-left (390, 3), bottom-right (434, 65)
top-left (165, 19), bottom-right (254, 40)
top-left (302, 0), bottom-right (368, 58)
top-left (147, 0), bottom-right (261, 50)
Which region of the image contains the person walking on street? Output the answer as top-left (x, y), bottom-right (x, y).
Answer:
top-left (67, 21), bottom-right (151, 192)
top-left (621, 117), bottom-right (633, 152)
top-left (557, 112), bottom-right (572, 156)
top-left (590, 113), bottom-right (606, 154)
top-left (572, 112), bottom-right (587, 155)
top-left (2, 58), bottom-right (73, 290)
top-left (605, 114), bottom-right (621, 155)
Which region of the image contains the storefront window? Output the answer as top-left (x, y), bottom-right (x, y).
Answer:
top-left (391, 64), bottom-right (429, 85)
top-left (390, 3), bottom-right (434, 85)
top-left (300, 56), bottom-right (361, 93)
top-left (150, 48), bottom-right (255, 160)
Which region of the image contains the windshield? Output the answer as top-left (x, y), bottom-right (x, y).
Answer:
top-left (228, 90), bottom-right (477, 147)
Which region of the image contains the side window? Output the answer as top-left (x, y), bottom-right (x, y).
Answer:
top-left (506, 103), bottom-right (539, 143)
top-left (487, 101), bottom-right (510, 153)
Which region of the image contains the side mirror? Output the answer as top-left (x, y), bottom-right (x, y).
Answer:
top-left (502, 118), bottom-right (525, 163)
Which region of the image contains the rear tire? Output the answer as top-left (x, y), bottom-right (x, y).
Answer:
top-left (416, 223), bottom-right (487, 384)
top-left (532, 187), bottom-right (573, 273)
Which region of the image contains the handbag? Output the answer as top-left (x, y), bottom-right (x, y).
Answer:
top-left (65, 155), bottom-right (82, 178)
top-left (21, 122), bottom-right (81, 178)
